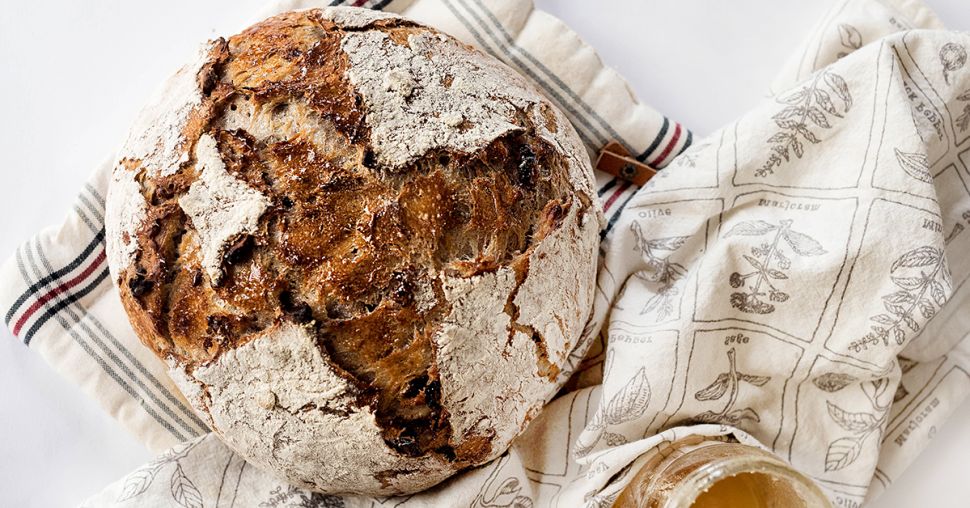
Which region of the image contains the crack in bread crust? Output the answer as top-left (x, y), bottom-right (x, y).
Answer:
top-left (107, 7), bottom-right (600, 495)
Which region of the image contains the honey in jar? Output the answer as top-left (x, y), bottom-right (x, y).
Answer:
top-left (612, 436), bottom-right (831, 508)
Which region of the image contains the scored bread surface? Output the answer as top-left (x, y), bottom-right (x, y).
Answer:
top-left (105, 6), bottom-right (600, 495)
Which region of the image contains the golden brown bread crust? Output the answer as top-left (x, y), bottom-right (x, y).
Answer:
top-left (113, 8), bottom-right (583, 468)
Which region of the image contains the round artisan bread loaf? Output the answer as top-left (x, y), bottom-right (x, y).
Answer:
top-left (105, 6), bottom-right (600, 495)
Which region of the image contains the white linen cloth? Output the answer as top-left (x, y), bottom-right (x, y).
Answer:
top-left (3, 0), bottom-right (970, 506)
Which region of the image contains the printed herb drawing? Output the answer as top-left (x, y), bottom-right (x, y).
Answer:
top-left (630, 221), bottom-right (689, 321)
top-left (693, 347), bottom-right (770, 426)
top-left (955, 89), bottom-right (970, 132)
top-left (472, 457), bottom-right (534, 508)
top-left (813, 372), bottom-right (858, 393)
top-left (940, 42), bottom-right (967, 85)
top-left (585, 491), bottom-right (620, 508)
top-left (894, 148), bottom-right (933, 183)
top-left (758, 70), bottom-right (852, 177)
top-left (117, 440), bottom-right (203, 508)
top-left (813, 376), bottom-right (891, 472)
top-left (473, 476), bottom-right (533, 508)
top-left (726, 219), bottom-right (826, 314)
top-left (574, 363), bottom-right (652, 457)
top-left (850, 245), bottom-right (950, 353)
top-left (260, 486), bottom-right (345, 508)
top-left (672, 140), bottom-right (712, 169)
top-left (837, 24), bottom-right (863, 59)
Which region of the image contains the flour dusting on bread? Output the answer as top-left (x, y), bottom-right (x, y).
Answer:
top-left (341, 29), bottom-right (540, 168)
top-left (178, 134), bottom-right (270, 284)
top-left (321, 5), bottom-right (397, 28)
top-left (104, 168), bottom-right (149, 278)
top-left (180, 321), bottom-right (450, 493)
top-left (118, 42), bottom-right (213, 178)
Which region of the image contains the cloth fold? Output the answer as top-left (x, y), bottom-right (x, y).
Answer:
top-left (5, 0), bottom-right (970, 507)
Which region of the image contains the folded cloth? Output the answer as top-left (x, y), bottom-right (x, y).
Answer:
top-left (5, 0), bottom-right (970, 506)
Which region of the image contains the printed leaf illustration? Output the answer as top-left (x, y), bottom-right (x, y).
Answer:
top-left (826, 401), bottom-right (878, 432)
top-left (692, 347), bottom-right (769, 427)
top-left (892, 246), bottom-right (941, 270)
top-left (497, 478), bottom-right (521, 497)
top-left (743, 254), bottom-right (765, 271)
top-left (571, 436), bottom-right (597, 459)
top-left (726, 408), bottom-right (761, 423)
top-left (814, 89), bottom-right (838, 115)
top-left (838, 24), bottom-right (863, 50)
top-left (585, 407), bottom-right (605, 433)
top-left (813, 372), bottom-right (858, 392)
top-left (695, 373), bottom-right (731, 401)
top-left (821, 379), bottom-right (891, 472)
top-left (512, 496), bottom-right (533, 508)
top-left (956, 90), bottom-right (970, 131)
top-left (585, 492), bottom-right (618, 508)
top-left (728, 220), bottom-right (824, 314)
top-left (883, 290), bottom-right (913, 304)
top-left (725, 220), bottom-right (777, 237)
top-left (891, 276), bottom-right (925, 290)
top-left (170, 463), bottom-right (203, 508)
top-left (739, 373), bottom-right (771, 386)
top-left (116, 440), bottom-right (202, 503)
top-left (824, 73), bottom-right (853, 110)
top-left (604, 432), bottom-right (628, 447)
top-left (825, 437), bottom-right (864, 472)
top-left (864, 376), bottom-right (888, 407)
top-left (630, 222), bottom-right (689, 321)
top-left (118, 463), bottom-right (165, 502)
top-left (872, 314), bottom-right (895, 326)
top-left (692, 410), bottom-right (723, 424)
top-left (853, 246), bottom-right (949, 353)
top-left (475, 475), bottom-right (533, 508)
top-left (760, 70), bottom-right (852, 176)
top-left (603, 367), bottom-right (651, 425)
top-left (670, 140), bottom-right (712, 169)
top-left (930, 280), bottom-right (947, 306)
top-left (782, 229), bottom-right (827, 256)
top-left (647, 236), bottom-right (690, 251)
top-left (902, 314), bottom-right (921, 331)
top-left (894, 148), bottom-right (932, 183)
top-left (806, 108), bottom-right (831, 128)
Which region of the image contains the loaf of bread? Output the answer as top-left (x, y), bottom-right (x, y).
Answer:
top-left (105, 7), bottom-right (600, 495)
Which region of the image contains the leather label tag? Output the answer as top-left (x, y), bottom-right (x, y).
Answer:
top-left (595, 141), bottom-right (657, 186)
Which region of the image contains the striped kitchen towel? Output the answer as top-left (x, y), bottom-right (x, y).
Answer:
top-left (0, 0), bottom-right (691, 454)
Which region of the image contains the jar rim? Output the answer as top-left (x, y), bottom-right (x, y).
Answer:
top-left (660, 443), bottom-right (831, 508)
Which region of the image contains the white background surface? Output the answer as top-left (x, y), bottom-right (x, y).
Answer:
top-left (1, 1), bottom-right (969, 506)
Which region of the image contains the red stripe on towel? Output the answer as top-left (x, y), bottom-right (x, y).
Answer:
top-left (12, 249), bottom-right (106, 337)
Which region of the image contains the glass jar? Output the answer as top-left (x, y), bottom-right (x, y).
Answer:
top-left (612, 436), bottom-right (831, 508)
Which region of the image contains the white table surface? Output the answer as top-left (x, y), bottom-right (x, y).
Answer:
top-left (1, 1), bottom-right (969, 506)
